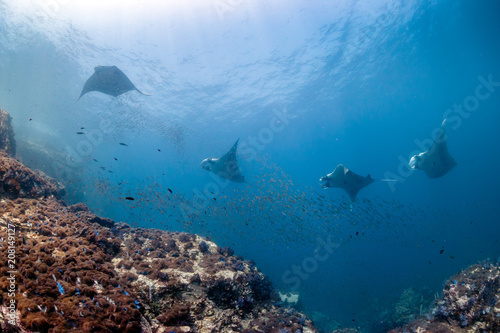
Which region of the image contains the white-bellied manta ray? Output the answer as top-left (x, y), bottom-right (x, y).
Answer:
top-left (319, 164), bottom-right (398, 200)
top-left (77, 66), bottom-right (151, 100)
top-left (409, 119), bottom-right (457, 178)
top-left (201, 139), bottom-right (245, 183)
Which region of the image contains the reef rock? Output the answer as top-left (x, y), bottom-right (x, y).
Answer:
top-left (0, 152), bottom-right (317, 332)
top-left (0, 150), bottom-right (65, 198)
top-left (0, 108), bottom-right (16, 156)
top-left (390, 261), bottom-right (500, 332)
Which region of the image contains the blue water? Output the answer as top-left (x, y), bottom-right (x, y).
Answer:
top-left (1, 1), bottom-right (500, 331)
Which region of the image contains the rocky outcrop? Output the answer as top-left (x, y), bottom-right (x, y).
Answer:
top-left (0, 150), bottom-right (65, 199)
top-left (0, 108), bottom-right (15, 156)
top-left (390, 261), bottom-right (500, 332)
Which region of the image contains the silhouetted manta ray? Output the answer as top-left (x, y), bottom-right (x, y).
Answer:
top-left (77, 66), bottom-right (151, 100)
top-left (319, 164), bottom-right (398, 200)
top-left (409, 119), bottom-right (457, 178)
top-left (319, 164), bottom-right (374, 200)
top-left (201, 139), bottom-right (245, 183)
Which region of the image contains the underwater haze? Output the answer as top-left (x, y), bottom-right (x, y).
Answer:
top-left (1, 0), bottom-right (500, 331)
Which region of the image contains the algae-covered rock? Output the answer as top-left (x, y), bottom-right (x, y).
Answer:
top-left (0, 150), bottom-right (65, 198)
top-left (0, 108), bottom-right (15, 156)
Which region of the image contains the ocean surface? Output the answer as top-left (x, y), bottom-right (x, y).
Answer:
top-left (1, 0), bottom-right (500, 331)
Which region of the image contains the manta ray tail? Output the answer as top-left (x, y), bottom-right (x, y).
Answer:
top-left (136, 89), bottom-right (153, 96)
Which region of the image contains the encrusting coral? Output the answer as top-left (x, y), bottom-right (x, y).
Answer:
top-left (0, 107), bottom-right (317, 333)
top-left (390, 261), bottom-right (500, 333)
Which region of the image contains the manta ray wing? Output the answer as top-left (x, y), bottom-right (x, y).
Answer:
top-left (342, 167), bottom-right (374, 200)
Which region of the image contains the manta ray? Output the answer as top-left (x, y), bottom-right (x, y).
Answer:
top-left (77, 66), bottom-right (151, 100)
top-left (319, 164), bottom-right (375, 200)
top-left (409, 119), bottom-right (457, 178)
top-left (201, 139), bottom-right (245, 183)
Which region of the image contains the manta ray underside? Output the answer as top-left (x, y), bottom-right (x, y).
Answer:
top-left (201, 139), bottom-right (245, 183)
top-left (319, 164), bottom-right (374, 201)
top-left (78, 65), bottom-right (151, 100)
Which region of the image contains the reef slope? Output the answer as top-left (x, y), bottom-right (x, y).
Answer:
top-left (390, 261), bottom-right (500, 332)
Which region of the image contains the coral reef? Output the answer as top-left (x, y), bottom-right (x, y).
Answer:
top-left (390, 261), bottom-right (500, 333)
top-left (0, 108), bottom-right (15, 156)
top-left (0, 197), bottom-right (317, 333)
top-left (0, 108), bottom-right (317, 333)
